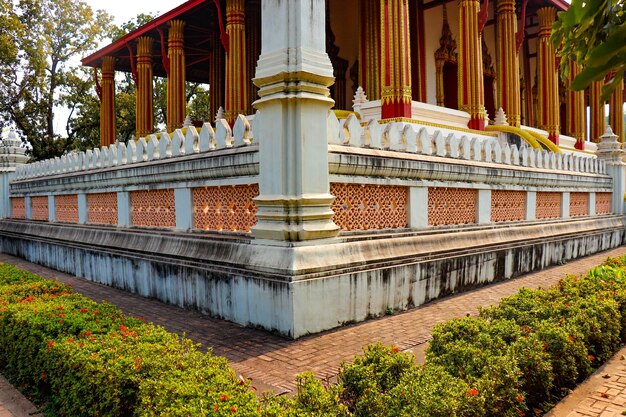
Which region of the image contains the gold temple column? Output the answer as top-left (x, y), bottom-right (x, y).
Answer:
top-left (225, 0), bottom-right (248, 124)
top-left (609, 77), bottom-right (624, 142)
top-left (136, 37), bottom-right (154, 138)
top-left (99, 56), bottom-right (116, 147)
top-left (380, 0), bottom-right (412, 119)
top-left (495, 0), bottom-right (520, 127)
top-left (458, 0), bottom-right (485, 130)
top-left (166, 19), bottom-right (186, 132)
top-left (590, 81), bottom-right (605, 142)
top-left (536, 7), bottom-right (560, 144)
top-left (566, 61), bottom-right (585, 148)
top-left (359, 0), bottom-right (380, 100)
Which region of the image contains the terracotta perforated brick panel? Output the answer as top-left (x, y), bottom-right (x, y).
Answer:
top-left (192, 184), bottom-right (259, 233)
top-left (55, 194), bottom-right (79, 223)
top-left (331, 183), bottom-right (408, 231)
top-left (130, 189), bottom-right (176, 228)
top-left (10, 198), bottom-right (26, 219)
top-left (595, 192), bottom-right (612, 215)
top-left (30, 196), bottom-right (49, 221)
top-left (491, 190), bottom-right (526, 222)
top-left (428, 187), bottom-right (477, 226)
top-left (536, 192), bottom-right (561, 219)
top-left (87, 193), bottom-right (118, 225)
top-left (569, 192), bottom-right (589, 217)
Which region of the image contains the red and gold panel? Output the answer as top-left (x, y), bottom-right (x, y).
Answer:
top-left (192, 184), bottom-right (259, 233)
top-left (31, 196), bottom-right (49, 221)
top-left (130, 189), bottom-right (176, 228)
top-left (536, 192), bottom-right (561, 219)
top-left (10, 197), bottom-right (26, 219)
top-left (491, 190), bottom-right (526, 222)
top-left (428, 187), bottom-right (477, 226)
top-left (569, 192), bottom-right (588, 217)
top-left (331, 183), bottom-right (408, 231)
top-left (87, 192), bottom-right (118, 225)
top-left (55, 194), bottom-right (79, 223)
top-left (595, 192), bottom-right (612, 215)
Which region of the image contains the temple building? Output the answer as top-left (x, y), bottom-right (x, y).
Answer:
top-left (1, 0), bottom-right (626, 338)
top-left (82, 0), bottom-right (625, 149)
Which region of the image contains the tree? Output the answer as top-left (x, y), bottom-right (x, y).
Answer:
top-left (0, 0), bottom-right (112, 160)
top-left (552, 0), bottom-right (626, 99)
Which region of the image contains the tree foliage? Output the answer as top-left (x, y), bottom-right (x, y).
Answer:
top-left (0, 0), bottom-right (113, 160)
top-left (1, 2), bottom-right (211, 161)
top-left (552, 0), bottom-right (626, 99)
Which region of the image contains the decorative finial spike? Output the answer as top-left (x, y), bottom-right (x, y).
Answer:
top-left (215, 106), bottom-right (225, 123)
top-left (183, 115), bottom-right (192, 128)
top-left (494, 107), bottom-right (508, 126)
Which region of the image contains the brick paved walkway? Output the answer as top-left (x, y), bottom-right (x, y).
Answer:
top-left (3, 247), bottom-right (626, 396)
top-left (547, 345), bottom-right (626, 417)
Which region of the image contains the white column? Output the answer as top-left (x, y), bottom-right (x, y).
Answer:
top-left (408, 187), bottom-right (428, 228)
top-left (0, 131), bottom-right (28, 219)
top-left (174, 188), bottom-right (193, 230)
top-left (561, 192), bottom-right (570, 218)
top-left (25, 196), bottom-right (32, 220)
top-left (589, 192), bottom-right (596, 216)
top-left (78, 193), bottom-right (88, 224)
top-left (0, 173), bottom-right (10, 219)
top-left (526, 191), bottom-right (536, 220)
top-left (477, 189), bottom-right (491, 224)
top-left (48, 195), bottom-right (56, 222)
top-left (117, 192), bottom-right (131, 227)
top-left (596, 126), bottom-right (626, 215)
top-left (251, 0), bottom-right (339, 242)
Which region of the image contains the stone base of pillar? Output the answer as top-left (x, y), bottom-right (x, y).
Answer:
top-left (381, 98), bottom-right (412, 119)
top-left (468, 115), bottom-right (486, 131)
top-left (548, 132), bottom-right (560, 145)
top-left (253, 195), bottom-right (339, 242)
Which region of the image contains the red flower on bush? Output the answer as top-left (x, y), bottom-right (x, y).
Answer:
top-left (68, 337), bottom-right (74, 343)
top-left (467, 388), bottom-right (479, 396)
top-left (589, 354), bottom-right (595, 361)
top-left (219, 394), bottom-right (230, 402)
top-left (80, 308), bottom-right (88, 313)
top-left (230, 406), bottom-right (237, 413)
top-left (213, 405), bottom-right (219, 411)
top-left (391, 347), bottom-right (400, 353)
top-left (567, 335), bottom-right (574, 342)
top-left (516, 394), bottom-right (523, 403)
top-left (47, 340), bottom-right (54, 348)
top-left (119, 325), bottom-right (128, 332)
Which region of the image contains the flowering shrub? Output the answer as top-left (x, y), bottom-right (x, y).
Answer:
top-left (0, 263), bottom-right (265, 416)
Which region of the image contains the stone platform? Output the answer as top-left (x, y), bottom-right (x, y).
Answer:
top-left (1, 214), bottom-right (623, 338)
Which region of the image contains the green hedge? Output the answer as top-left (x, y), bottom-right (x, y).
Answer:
top-left (281, 255), bottom-right (626, 417)
top-left (3, 256), bottom-right (626, 416)
top-left (0, 264), bottom-right (270, 416)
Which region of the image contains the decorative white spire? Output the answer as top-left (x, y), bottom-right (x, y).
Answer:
top-left (494, 107), bottom-right (508, 126)
top-left (215, 106), bottom-right (225, 123)
top-left (183, 115), bottom-right (193, 128)
top-left (352, 86), bottom-right (368, 117)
